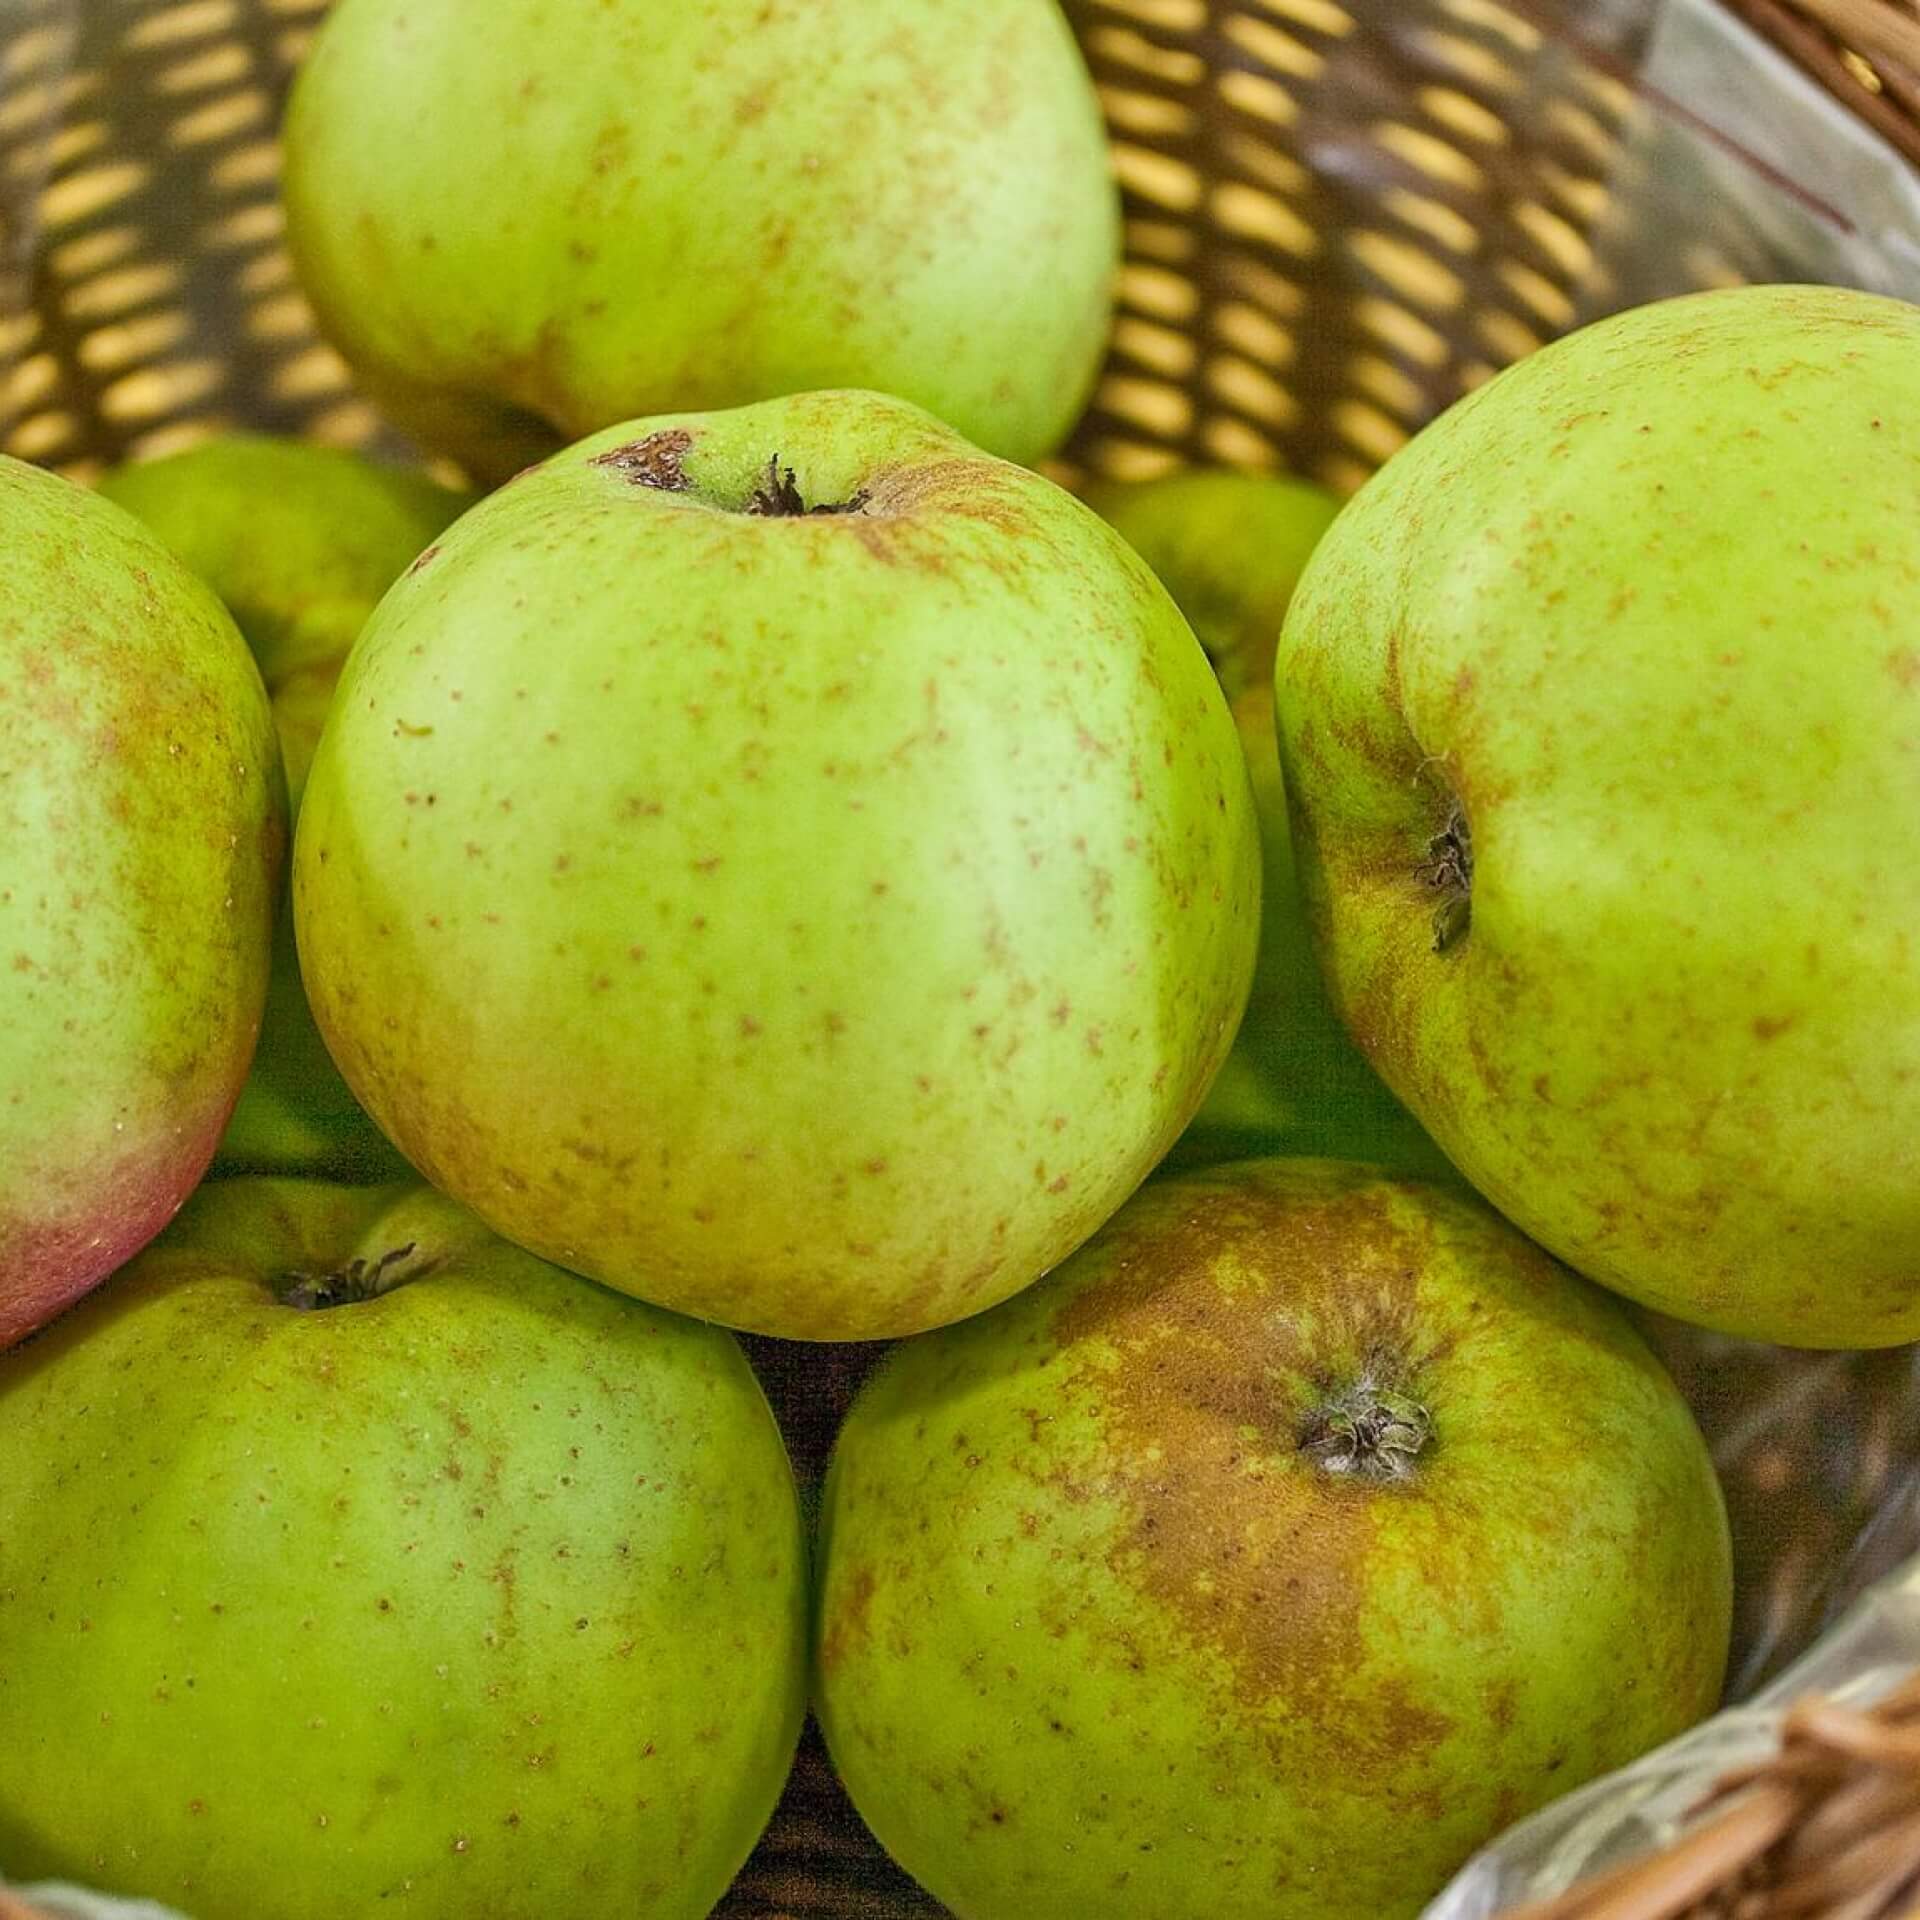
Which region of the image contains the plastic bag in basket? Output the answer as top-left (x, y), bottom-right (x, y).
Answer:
top-left (1427, 1550), bottom-right (1920, 1916)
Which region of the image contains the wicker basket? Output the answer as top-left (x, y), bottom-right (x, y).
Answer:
top-left (3, 3), bottom-right (1920, 1917)
top-left (1727, 0), bottom-right (1920, 170)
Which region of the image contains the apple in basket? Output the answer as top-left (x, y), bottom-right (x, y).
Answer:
top-left (1275, 283), bottom-right (1920, 1348)
top-left (280, 0), bottom-right (1120, 479)
top-left (291, 389), bottom-right (1261, 1341)
top-left (0, 1178), bottom-right (808, 1920)
top-left (1087, 468), bottom-right (1454, 1180)
top-left (0, 457), bottom-right (281, 1350)
top-left (98, 436), bottom-right (471, 1184)
top-left (814, 1157), bottom-right (1733, 1920)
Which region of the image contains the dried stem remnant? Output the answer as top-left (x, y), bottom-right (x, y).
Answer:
top-left (1416, 801), bottom-right (1474, 954)
top-left (278, 1242), bottom-right (432, 1310)
top-left (746, 454), bottom-right (869, 518)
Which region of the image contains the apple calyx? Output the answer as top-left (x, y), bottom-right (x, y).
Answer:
top-left (275, 1241), bottom-right (437, 1311)
top-left (1416, 800), bottom-right (1473, 954)
top-left (745, 454), bottom-right (870, 519)
top-left (1299, 1377), bottom-right (1433, 1480)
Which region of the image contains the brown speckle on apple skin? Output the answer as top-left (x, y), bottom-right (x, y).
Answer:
top-left (592, 429), bottom-right (696, 492)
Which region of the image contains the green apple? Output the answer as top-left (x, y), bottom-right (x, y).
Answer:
top-left (0, 457), bottom-right (281, 1351)
top-left (292, 389), bottom-right (1261, 1340)
top-left (814, 1157), bottom-right (1732, 1920)
top-left (1275, 284), bottom-right (1920, 1349)
top-left (1088, 470), bottom-right (1452, 1178)
top-left (280, 0), bottom-right (1119, 480)
top-left (98, 437), bottom-right (469, 1181)
top-left (96, 437), bottom-right (469, 765)
top-left (1085, 470), bottom-right (1343, 709)
top-left (0, 1177), bottom-right (808, 1919)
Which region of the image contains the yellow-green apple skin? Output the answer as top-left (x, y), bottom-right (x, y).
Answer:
top-left (1275, 284), bottom-right (1920, 1349)
top-left (814, 1159), bottom-right (1732, 1920)
top-left (280, 0), bottom-right (1119, 480)
top-left (98, 437), bottom-right (469, 1182)
top-left (0, 1178), bottom-right (808, 1919)
top-left (293, 391), bottom-right (1261, 1341)
top-left (1087, 470), bottom-right (1451, 1178)
top-left (96, 437), bottom-right (469, 723)
top-left (0, 458), bottom-right (281, 1350)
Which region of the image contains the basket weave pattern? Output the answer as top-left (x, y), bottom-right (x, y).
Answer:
top-left (0, 0), bottom-right (1651, 496)
top-left (3, 3), bottom-right (1920, 1917)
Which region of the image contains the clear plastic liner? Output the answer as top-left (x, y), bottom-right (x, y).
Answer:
top-left (0, 1890), bottom-right (186, 1920)
top-left (1577, 0), bottom-right (1920, 313)
top-left (1427, 1556), bottom-right (1920, 1917)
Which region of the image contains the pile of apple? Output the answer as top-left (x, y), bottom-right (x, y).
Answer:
top-left (3, 3), bottom-right (1917, 1918)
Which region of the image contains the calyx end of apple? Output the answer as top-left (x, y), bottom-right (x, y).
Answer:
top-left (1300, 1377), bottom-right (1433, 1480)
top-left (1415, 798), bottom-right (1473, 954)
top-left (276, 1241), bottom-right (439, 1311)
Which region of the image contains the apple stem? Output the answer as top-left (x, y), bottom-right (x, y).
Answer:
top-left (746, 454), bottom-right (870, 518)
top-left (276, 1242), bottom-right (434, 1311)
top-left (1300, 1378), bottom-right (1433, 1480)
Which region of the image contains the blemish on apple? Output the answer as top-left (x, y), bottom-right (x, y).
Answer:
top-left (592, 428), bottom-right (695, 492)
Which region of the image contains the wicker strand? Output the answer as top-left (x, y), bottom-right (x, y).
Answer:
top-left (1502, 1680), bottom-right (1920, 1920)
top-left (1777, 0), bottom-right (1920, 77)
top-left (1723, 0), bottom-right (1920, 168)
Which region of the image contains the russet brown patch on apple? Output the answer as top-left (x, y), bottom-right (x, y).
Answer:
top-left (816, 1562), bottom-right (877, 1676)
top-left (592, 429), bottom-right (696, 493)
top-left (862, 459), bottom-right (1038, 573)
top-left (1049, 1168), bottom-right (1459, 1779)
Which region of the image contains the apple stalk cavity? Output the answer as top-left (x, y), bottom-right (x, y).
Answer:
top-left (747, 455), bottom-right (870, 518)
top-left (276, 1239), bottom-right (434, 1309)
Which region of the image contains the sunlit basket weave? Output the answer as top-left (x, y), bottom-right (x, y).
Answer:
top-left (0, 0), bottom-right (1660, 494)
top-left (2, 2), bottom-right (1920, 1916)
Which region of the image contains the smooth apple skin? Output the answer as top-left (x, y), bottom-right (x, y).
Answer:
top-left (1087, 471), bottom-right (1453, 1179)
top-left (0, 459), bottom-right (281, 1350)
top-left (96, 438), bottom-right (470, 716)
top-left (814, 1159), bottom-right (1732, 1920)
top-left (280, 0), bottom-right (1119, 477)
top-left (98, 438), bottom-right (470, 1183)
top-left (293, 391), bottom-right (1261, 1341)
top-left (1275, 284), bottom-right (1920, 1349)
top-left (0, 1178), bottom-right (809, 1920)
top-left (1084, 471), bottom-right (1345, 709)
